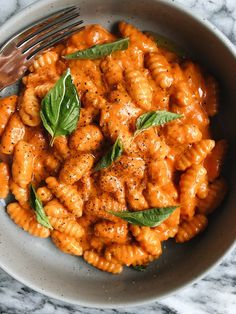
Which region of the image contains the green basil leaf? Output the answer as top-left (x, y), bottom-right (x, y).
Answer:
top-left (131, 265), bottom-right (147, 272)
top-left (145, 31), bottom-right (187, 58)
top-left (94, 138), bottom-right (123, 172)
top-left (108, 206), bottom-right (179, 227)
top-left (64, 38), bottom-right (129, 60)
top-left (135, 110), bottom-right (182, 136)
top-left (40, 68), bottom-right (80, 145)
top-left (29, 184), bottom-right (52, 229)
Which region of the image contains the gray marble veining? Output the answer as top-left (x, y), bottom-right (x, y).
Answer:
top-left (0, 0), bottom-right (235, 313)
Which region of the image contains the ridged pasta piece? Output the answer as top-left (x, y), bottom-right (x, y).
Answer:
top-left (196, 179), bottom-right (208, 199)
top-left (112, 155), bottom-right (146, 179)
top-left (148, 159), bottom-right (171, 186)
top-left (44, 199), bottom-right (72, 218)
top-left (204, 75), bottom-right (219, 116)
top-left (43, 153), bottom-right (60, 175)
top-left (175, 214), bottom-right (208, 243)
top-left (146, 52), bottom-right (173, 89)
top-left (34, 83), bottom-right (54, 98)
top-left (0, 95), bottom-right (17, 136)
top-left (124, 69), bottom-right (152, 110)
top-left (36, 186), bottom-right (53, 204)
top-left (119, 21), bottom-right (157, 53)
top-left (78, 107), bottom-right (99, 128)
top-left (82, 91), bottom-right (107, 110)
top-left (100, 57), bottom-right (123, 87)
top-left (12, 141), bottom-right (34, 188)
top-left (19, 88), bottom-right (41, 126)
top-left (69, 125), bottom-right (103, 152)
top-left (163, 123), bottom-right (202, 145)
top-left (85, 193), bottom-right (126, 222)
top-left (0, 113), bottom-right (25, 154)
top-left (175, 139), bottom-right (215, 171)
top-left (105, 243), bottom-right (154, 266)
top-left (0, 162), bottom-right (10, 198)
top-left (29, 51), bottom-right (58, 72)
top-left (125, 179), bottom-right (148, 210)
top-left (204, 139), bottom-right (228, 182)
top-left (46, 177), bottom-right (83, 217)
top-left (130, 226), bottom-right (162, 256)
top-left (154, 207), bottom-right (180, 241)
top-left (99, 173), bottom-right (125, 203)
top-left (145, 182), bottom-right (178, 208)
top-left (179, 164), bottom-right (207, 220)
top-left (76, 173), bottom-right (95, 202)
top-left (7, 202), bottom-right (50, 238)
top-left (171, 80), bottom-right (193, 107)
top-left (94, 221), bottom-right (128, 244)
top-left (197, 178), bottom-right (227, 215)
top-left (49, 217), bottom-right (84, 240)
top-left (51, 230), bottom-right (83, 256)
top-left (59, 153), bottom-right (94, 185)
top-left (84, 250), bottom-right (123, 274)
top-left (53, 136), bottom-right (70, 161)
top-left (9, 180), bottom-right (29, 208)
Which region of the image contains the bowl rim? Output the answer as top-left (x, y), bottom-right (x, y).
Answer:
top-left (0, 0), bottom-right (235, 308)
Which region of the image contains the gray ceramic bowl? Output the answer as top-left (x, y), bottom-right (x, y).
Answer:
top-left (0, 0), bottom-right (235, 308)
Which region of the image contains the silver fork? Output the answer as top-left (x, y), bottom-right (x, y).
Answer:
top-left (0, 6), bottom-right (84, 91)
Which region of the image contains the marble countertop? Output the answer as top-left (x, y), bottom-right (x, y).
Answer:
top-left (0, 0), bottom-right (235, 313)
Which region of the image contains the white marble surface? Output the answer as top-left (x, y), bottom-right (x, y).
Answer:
top-left (0, 0), bottom-right (235, 313)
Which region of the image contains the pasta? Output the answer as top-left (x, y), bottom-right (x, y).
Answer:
top-left (0, 22), bottom-right (227, 274)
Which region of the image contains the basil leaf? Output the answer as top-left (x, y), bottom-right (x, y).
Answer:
top-left (131, 265), bottom-right (147, 272)
top-left (64, 38), bottom-right (129, 60)
top-left (108, 206), bottom-right (179, 227)
top-left (135, 111), bottom-right (182, 136)
top-left (94, 138), bottom-right (123, 172)
top-left (29, 184), bottom-right (52, 229)
top-left (145, 31), bottom-right (187, 58)
top-left (40, 68), bottom-right (80, 145)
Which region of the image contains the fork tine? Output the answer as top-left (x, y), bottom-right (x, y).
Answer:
top-left (17, 8), bottom-right (80, 48)
top-left (26, 25), bottom-right (84, 60)
top-left (23, 19), bottom-right (84, 54)
top-left (15, 6), bottom-right (77, 46)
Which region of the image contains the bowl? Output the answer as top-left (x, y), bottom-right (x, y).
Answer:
top-left (0, 0), bottom-right (235, 308)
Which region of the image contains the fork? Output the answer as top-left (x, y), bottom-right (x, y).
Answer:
top-left (0, 6), bottom-right (84, 91)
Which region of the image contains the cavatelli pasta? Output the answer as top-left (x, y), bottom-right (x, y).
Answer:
top-left (19, 88), bottom-right (41, 126)
top-left (53, 136), bottom-right (70, 161)
top-left (43, 199), bottom-right (72, 218)
top-left (175, 139), bottom-right (215, 171)
top-left (175, 214), bottom-right (208, 243)
top-left (29, 50), bottom-right (58, 72)
top-left (69, 125), bottom-right (103, 152)
top-left (51, 230), bottom-right (83, 256)
top-left (94, 221), bottom-right (128, 244)
top-left (0, 95), bottom-right (17, 136)
top-left (84, 250), bottom-right (123, 274)
top-left (9, 180), bottom-right (29, 208)
top-left (100, 57), bottom-right (123, 87)
top-left (146, 52), bottom-right (173, 89)
top-left (105, 243), bottom-right (155, 266)
top-left (46, 177), bottom-right (83, 217)
top-left (12, 141), bottom-right (34, 188)
top-left (197, 178), bottom-right (227, 215)
top-left (34, 83), bottom-right (54, 98)
top-left (124, 68), bottom-right (152, 110)
top-left (163, 123), bottom-right (202, 145)
top-left (0, 113), bottom-right (25, 154)
top-left (59, 153), bottom-right (94, 185)
top-left (7, 202), bottom-right (50, 238)
top-left (119, 21), bottom-right (157, 53)
top-left (179, 164), bottom-right (207, 220)
top-left (36, 186), bottom-right (54, 204)
top-left (0, 162), bottom-right (10, 199)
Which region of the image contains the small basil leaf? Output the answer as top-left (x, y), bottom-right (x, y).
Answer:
top-left (135, 111), bottom-right (182, 136)
top-left (145, 31), bottom-right (187, 58)
top-left (108, 206), bottom-right (179, 227)
top-left (94, 138), bottom-right (123, 172)
top-left (131, 265), bottom-right (147, 272)
top-left (40, 68), bottom-right (80, 145)
top-left (29, 184), bottom-right (52, 229)
top-left (64, 38), bottom-right (129, 60)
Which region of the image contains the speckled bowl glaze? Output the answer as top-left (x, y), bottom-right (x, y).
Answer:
top-left (0, 0), bottom-right (235, 308)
